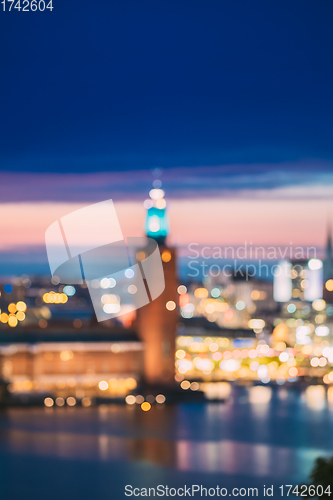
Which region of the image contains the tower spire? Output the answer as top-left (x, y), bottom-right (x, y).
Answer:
top-left (326, 215), bottom-right (332, 255)
top-left (323, 214), bottom-right (333, 280)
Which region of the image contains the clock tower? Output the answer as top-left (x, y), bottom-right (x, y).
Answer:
top-left (136, 182), bottom-right (178, 386)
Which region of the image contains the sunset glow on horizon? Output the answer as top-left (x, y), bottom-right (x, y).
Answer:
top-left (0, 196), bottom-right (331, 253)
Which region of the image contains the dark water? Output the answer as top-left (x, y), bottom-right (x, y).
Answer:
top-left (0, 385), bottom-right (332, 500)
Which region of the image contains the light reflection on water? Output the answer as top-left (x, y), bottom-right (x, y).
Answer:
top-left (304, 385), bottom-right (327, 410)
top-left (176, 440), bottom-right (329, 478)
top-left (1, 423), bottom-right (329, 481)
top-left (0, 386), bottom-right (333, 483)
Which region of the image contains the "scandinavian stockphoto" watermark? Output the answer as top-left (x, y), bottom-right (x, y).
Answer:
top-left (186, 243), bottom-right (317, 281)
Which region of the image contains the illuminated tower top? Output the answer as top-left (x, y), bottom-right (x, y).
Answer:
top-left (144, 178), bottom-right (169, 245)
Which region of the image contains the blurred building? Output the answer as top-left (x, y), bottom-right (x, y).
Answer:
top-left (137, 186), bottom-right (178, 387)
top-left (0, 329), bottom-right (143, 402)
top-left (0, 183), bottom-right (179, 403)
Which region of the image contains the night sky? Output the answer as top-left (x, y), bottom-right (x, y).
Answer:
top-left (1, 0), bottom-right (333, 181)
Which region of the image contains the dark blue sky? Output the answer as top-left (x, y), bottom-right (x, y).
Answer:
top-left (1, 0), bottom-right (333, 175)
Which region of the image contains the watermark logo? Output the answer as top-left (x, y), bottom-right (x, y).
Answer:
top-left (186, 243), bottom-right (317, 280)
top-left (45, 200), bottom-right (165, 322)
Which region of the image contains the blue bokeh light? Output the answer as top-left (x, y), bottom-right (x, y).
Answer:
top-left (125, 269), bottom-right (135, 279)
